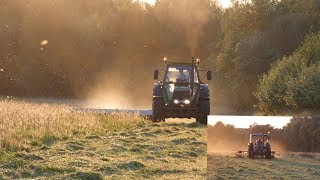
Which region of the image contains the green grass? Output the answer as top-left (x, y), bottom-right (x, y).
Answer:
top-left (0, 99), bottom-right (207, 179)
top-left (208, 152), bottom-right (320, 179)
top-left (1, 122), bottom-right (207, 179)
top-left (0, 99), bottom-right (147, 151)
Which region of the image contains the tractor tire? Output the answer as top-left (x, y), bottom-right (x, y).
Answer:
top-left (152, 99), bottom-right (164, 122)
top-left (265, 143), bottom-right (272, 159)
top-left (248, 143), bottom-right (254, 159)
top-left (196, 100), bottom-right (210, 125)
top-left (265, 151), bottom-right (272, 159)
top-left (248, 150), bottom-right (253, 159)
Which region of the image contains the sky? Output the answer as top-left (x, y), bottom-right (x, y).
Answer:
top-left (140, 0), bottom-right (232, 8)
top-left (208, 116), bottom-right (293, 129)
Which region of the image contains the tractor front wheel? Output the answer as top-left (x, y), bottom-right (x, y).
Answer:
top-left (248, 150), bottom-right (252, 159)
top-left (196, 100), bottom-right (210, 125)
top-left (265, 143), bottom-right (272, 159)
top-left (152, 99), bottom-right (164, 122)
top-left (265, 151), bottom-right (272, 159)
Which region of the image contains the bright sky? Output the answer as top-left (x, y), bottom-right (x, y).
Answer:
top-left (208, 116), bottom-right (293, 129)
top-left (217, 0), bottom-right (232, 8)
top-left (140, 0), bottom-right (232, 8)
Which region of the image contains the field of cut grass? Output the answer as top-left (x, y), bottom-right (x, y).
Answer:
top-left (208, 152), bottom-right (320, 179)
top-left (0, 98), bottom-right (207, 179)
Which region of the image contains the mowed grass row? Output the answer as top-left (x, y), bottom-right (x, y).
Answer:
top-left (208, 153), bottom-right (320, 179)
top-left (0, 99), bottom-right (207, 179)
top-left (0, 99), bottom-right (146, 151)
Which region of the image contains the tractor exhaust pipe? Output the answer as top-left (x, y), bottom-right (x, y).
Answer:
top-left (191, 57), bottom-right (195, 96)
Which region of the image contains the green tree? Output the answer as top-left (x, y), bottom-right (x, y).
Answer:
top-left (256, 32), bottom-right (320, 114)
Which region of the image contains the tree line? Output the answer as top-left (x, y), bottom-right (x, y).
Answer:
top-left (0, 0), bottom-right (319, 114)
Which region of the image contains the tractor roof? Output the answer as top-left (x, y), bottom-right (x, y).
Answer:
top-left (250, 133), bottom-right (269, 137)
top-left (166, 62), bottom-right (197, 66)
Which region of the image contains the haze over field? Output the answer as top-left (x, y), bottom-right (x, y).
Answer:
top-left (140, 0), bottom-right (232, 8)
top-left (208, 117), bottom-right (320, 153)
top-left (1, 0), bottom-right (320, 114)
top-left (207, 117), bottom-right (320, 177)
top-left (0, 1), bottom-right (320, 178)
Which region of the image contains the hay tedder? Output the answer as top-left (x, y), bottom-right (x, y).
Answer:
top-left (152, 57), bottom-right (212, 124)
top-left (235, 133), bottom-right (275, 159)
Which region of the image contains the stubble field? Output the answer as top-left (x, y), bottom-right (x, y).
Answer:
top-left (0, 98), bottom-right (206, 179)
top-left (208, 152), bottom-right (320, 179)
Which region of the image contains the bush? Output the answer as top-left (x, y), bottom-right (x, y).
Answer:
top-left (256, 32), bottom-right (320, 114)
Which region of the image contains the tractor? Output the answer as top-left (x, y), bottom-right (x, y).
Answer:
top-left (247, 133), bottom-right (274, 159)
top-left (152, 57), bottom-right (211, 124)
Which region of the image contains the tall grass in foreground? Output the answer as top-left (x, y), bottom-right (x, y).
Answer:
top-left (0, 99), bottom-right (146, 151)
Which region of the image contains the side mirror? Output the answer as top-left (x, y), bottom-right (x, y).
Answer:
top-left (154, 70), bottom-right (159, 80)
top-left (207, 71), bottom-right (212, 80)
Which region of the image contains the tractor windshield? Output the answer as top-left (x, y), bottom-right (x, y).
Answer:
top-left (165, 65), bottom-right (195, 83)
top-left (250, 135), bottom-right (269, 143)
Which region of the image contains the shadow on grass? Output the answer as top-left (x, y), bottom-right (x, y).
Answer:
top-left (117, 161), bottom-right (145, 171)
top-left (68, 172), bottom-right (103, 180)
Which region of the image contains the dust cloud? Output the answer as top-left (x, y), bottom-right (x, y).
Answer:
top-left (208, 122), bottom-right (288, 153)
top-left (85, 70), bottom-right (151, 110)
top-left (1, 1), bottom-right (211, 109)
top-left (271, 141), bottom-right (287, 152)
top-left (208, 141), bottom-right (248, 153)
top-left (155, 0), bottom-right (211, 56)
top-left (85, 0), bottom-right (212, 109)
top-left (208, 139), bottom-right (287, 153)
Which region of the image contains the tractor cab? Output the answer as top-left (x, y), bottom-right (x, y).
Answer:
top-left (152, 57), bottom-right (211, 124)
top-left (250, 134), bottom-right (270, 151)
top-left (163, 62), bottom-right (198, 105)
top-left (248, 133), bottom-right (274, 159)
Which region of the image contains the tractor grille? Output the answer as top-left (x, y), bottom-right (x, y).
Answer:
top-left (172, 90), bottom-right (190, 100)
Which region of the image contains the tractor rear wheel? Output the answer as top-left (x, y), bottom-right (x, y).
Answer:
top-left (265, 143), bottom-right (272, 159)
top-left (248, 150), bottom-right (252, 159)
top-left (196, 100), bottom-right (210, 125)
top-left (265, 151), bottom-right (272, 159)
top-left (250, 150), bottom-right (255, 159)
top-left (152, 99), bottom-right (164, 122)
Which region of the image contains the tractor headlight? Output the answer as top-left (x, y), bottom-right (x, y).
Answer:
top-left (184, 99), bottom-right (190, 104)
top-left (174, 100), bottom-right (179, 104)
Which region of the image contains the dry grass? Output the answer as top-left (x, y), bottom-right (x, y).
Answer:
top-left (0, 98), bottom-right (207, 179)
top-left (0, 99), bottom-right (145, 151)
top-left (208, 152), bottom-right (320, 179)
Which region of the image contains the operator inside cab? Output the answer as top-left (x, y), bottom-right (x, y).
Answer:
top-left (176, 67), bottom-right (190, 83)
top-left (256, 138), bottom-right (263, 149)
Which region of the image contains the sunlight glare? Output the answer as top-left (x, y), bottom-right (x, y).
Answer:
top-left (208, 116), bottom-right (292, 129)
top-left (138, 0), bottom-right (156, 5)
top-left (138, 0), bottom-right (232, 8)
top-left (219, 0), bottom-right (232, 8)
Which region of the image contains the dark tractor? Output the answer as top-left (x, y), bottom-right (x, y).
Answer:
top-left (152, 57), bottom-right (212, 124)
top-left (248, 133), bottom-right (274, 159)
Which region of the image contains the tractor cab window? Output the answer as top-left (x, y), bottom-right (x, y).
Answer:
top-left (165, 66), bottom-right (194, 83)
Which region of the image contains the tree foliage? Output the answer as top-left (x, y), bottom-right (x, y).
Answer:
top-left (256, 32), bottom-right (320, 114)
top-left (211, 0), bottom-right (320, 114)
top-left (0, 0), bottom-right (220, 103)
